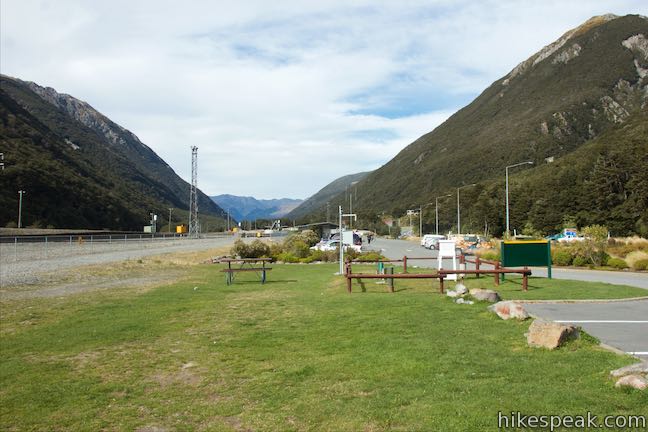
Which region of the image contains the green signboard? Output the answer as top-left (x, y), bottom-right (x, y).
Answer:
top-left (501, 240), bottom-right (552, 278)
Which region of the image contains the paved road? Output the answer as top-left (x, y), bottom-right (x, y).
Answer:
top-left (368, 237), bottom-right (648, 360)
top-left (524, 301), bottom-right (648, 361)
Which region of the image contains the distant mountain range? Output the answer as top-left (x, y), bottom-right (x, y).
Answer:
top-left (294, 14), bottom-right (648, 236)
top-left (286, 171), bottom-right (370, 221)
top-left (211, 195), bottom-right (303, 221)
top-left (0, 75), bottom-right (227, 230)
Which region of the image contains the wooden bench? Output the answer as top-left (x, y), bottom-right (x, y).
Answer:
top-left (214, 258), bottom-right (272, 285)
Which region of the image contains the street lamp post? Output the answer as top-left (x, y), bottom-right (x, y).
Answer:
top-left (457, 184), bottom-right (476, 236)
top-left (18, 190), bottom-right (26, 228)
top-left (435, 194), bottom-right (452, 235)
top-left (505, 161), bottom-right (534, 237)
top-left (168, 208), bottom-right (173, 232)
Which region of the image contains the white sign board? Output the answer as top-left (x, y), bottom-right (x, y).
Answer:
top-left (437, 239), bottom-right (458, 281)
top-left (342, 230), bottom-right (354, 246)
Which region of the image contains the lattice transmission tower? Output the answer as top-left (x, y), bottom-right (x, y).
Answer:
top-left (188, 146), bottom-right (199, 238)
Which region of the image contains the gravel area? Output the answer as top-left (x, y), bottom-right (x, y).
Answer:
top-left (0, 235), bottom-right (239, 288)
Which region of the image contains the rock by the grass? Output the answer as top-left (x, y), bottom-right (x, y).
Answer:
top-left (526, 319), bottom-right (579, 349)
top-left (615, 374), bottom-right (648, 390)
top-left (470, 288), bottom-right (501, 303)
top-left (455, 283), bottom-right (468, 295)
top-left (488, 301), bottom-right (530, 320)
top-left (446, 290), bottom-right (458, 298)
top-left (455, 298), bottom-right (474, 305)
top-left (610, 362), bottom-right (648, 378)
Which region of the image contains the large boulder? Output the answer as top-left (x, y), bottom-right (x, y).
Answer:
top-left (469, 288), bottom-right (501, 303)
top-left (610, 362), bottom-right (648, 378)
top-left (526, 319), bottom-right (579, 349)
top-left (615, 374), bottom-right (648, 390)
top-left (488, 301), bottom-right (530, 320)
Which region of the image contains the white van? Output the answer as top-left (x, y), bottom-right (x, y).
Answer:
top-left (422, 234), bottom-right (446, 250)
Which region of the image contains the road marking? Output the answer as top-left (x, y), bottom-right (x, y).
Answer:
top-left (555, 320), bottom-right (648, 324)
top-left (627, 352), bottom-right (648, 355)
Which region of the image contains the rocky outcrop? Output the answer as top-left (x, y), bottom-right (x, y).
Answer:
top-left (610, 362), bottom-right (648, 378)
top-left (615, 374), bottom-right (648, 390)
top-left (469, 288), bottom-right (501, 303)
top-left (488, 301), bottom-right (529, 320)
top-left (526, 319), bottom-right (579, 349)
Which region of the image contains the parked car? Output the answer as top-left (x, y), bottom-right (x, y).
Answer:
top-left (423, 234), bottom-right (446, 250)
top-left (310, 240), bottom-right (361, 253)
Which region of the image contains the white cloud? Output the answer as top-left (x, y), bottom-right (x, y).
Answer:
top-left (2, 0), bottom-right (647, 199)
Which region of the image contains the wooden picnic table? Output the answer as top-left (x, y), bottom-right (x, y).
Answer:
top-left (213, 258), bottom-right (273, 285)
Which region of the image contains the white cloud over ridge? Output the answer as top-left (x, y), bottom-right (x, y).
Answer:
top-left (2, 0), bottom-right (647, 199)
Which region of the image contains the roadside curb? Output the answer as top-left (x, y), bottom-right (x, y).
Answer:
top-left (515, 296), bottom-right (648, 304)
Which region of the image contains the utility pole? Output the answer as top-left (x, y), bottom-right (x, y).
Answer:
top-left (168, 208), bottom-right (173, 232)
top-left (18, 190), bottom-right (26, 228)
top-left (188, 146), bottom-right (199, 238)
top-left (0, 152), bottom-right (4, 171)
top-left (338, 206), bottom-right (357, 275)
top-left (506, 161), bottom-right (534, 238)
top-left (326, 202), bottom-right (330, 223)
top-left (227, 209), bottom-right (230, 232)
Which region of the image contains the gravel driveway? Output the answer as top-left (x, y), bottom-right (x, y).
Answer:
top-left (0, 235), bottom-right (239, 288)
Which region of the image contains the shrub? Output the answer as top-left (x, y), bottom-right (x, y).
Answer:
top-left (478, 250), bottom-right (500, 262)
top-left (572, 255), bottom-right (589, 267)
top-left (230, 239), bottom-right (270, 258)
top-left (276, 252), bottom-right (299, 263)
top-left (606, 258), bottom-right (628, 269)
top-left (633, 259), bottom-right (648, 271)
top-left (354, 252), bottom-right (386, 262)
top-left (299, 229), bottom-right (320, 247)
top-left (579, 225), bottom-right (609, 266)
top-left (230, 239), bottom-right (249, 258)
top-left (552, 250), bottom-right (573, 266)
top-left (247, 240), bottom-right (270, 258)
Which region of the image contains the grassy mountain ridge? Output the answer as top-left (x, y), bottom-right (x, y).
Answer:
top-left (0, 75), bottom-right (226, 230)
top-left (300, 14), bottom-right (648, 235)
top-left (286, 171), bottom-right (370, 221)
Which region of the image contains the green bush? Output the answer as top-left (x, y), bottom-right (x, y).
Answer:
top-left (354, 252), bottom-right (386, 262)
top-left (606, 258), bottom-right (628, 269)
top-left (478, 250), bottom-right (500, 262)
top-left (552, 250), bottom-right (573, 266)
top-left (633, 259), bottom-right (648, 271)
top-left (247, 240), bottom-right (270, 258)
top-left (572, 255), bottom-right (589, 267)
top-left (230, 239), bottom-right (270, 258)
top-left (299, 229), bottom-right (320, 247)
top-left (230, 240), bottom-right (249, 258)
top-left (276, 252), bottom-right (300, 263)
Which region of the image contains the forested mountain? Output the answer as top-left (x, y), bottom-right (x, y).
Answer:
top-left (0, 75), bottom-right (227, 230)
top-left (211, 195), bottom-right (302, 221)
top-left (286, 171), bottom-right (370, 221)
top-left (297, 14), bottom-right (648, 236)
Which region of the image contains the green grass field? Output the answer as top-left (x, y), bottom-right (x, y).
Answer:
top-left (1, 263), bottom-right (647, 431)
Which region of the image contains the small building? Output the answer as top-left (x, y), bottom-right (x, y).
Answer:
top-left (296, 222), bottom-right (339, 240)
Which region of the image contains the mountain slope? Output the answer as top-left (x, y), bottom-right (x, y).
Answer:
top-left (211, 195), bottom-right (302, 221)
top-left (309, 14), bottom-right (648, 235)
top-left (286, 171), bottom-right (370, 221)
top-left (0, 75), bottom-right (226, 230)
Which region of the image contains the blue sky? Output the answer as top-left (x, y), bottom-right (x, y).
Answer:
top-left (2, 1), bottom-right (647, 199)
